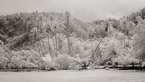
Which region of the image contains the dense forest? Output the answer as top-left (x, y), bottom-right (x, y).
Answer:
top-left (0, 7), bottom-right (145, 70)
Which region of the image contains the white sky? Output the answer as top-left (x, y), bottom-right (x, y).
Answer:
top-left (0, 0), bottom-right (145, 22)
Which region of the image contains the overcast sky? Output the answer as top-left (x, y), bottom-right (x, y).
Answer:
top-left (0, 0), bottom-right (145, 22)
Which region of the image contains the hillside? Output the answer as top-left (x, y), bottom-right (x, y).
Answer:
top-left (0, 7), bottom-right (145, 70)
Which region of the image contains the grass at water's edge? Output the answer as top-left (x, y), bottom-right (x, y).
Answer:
top-left (0, 68), bottom-right (145, 72)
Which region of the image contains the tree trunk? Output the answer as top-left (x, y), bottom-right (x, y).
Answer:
top-left (41, 36), bottom-right (47, 55)
top-left (88, 37), bottom-right (104, 66)
top-left (37, 32), bottom-right (45, 57)
top-left (48, 33), bottom-right (53, 67)
top-left (55, 34), bottom-right (58, 50)
top-left (91, 38), bottom-right (104, 59)
top-left (36, 41), bottom-right (42, 57)
top-left (66, 12), bottom-right (72, 56)
top-left (67, 35), bottom-right (72, 56)
top-left (52, 36), bottom-right (57, 56)
top-left (38, 41), bottom-right (45, 57)
top-left (91, 39), bottom-right (93, 56)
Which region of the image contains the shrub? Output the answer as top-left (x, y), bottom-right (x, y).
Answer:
top-left (9, 50), bottom-right (41, 69)
top-left (11, 55), bottom-right (24, 69)
top-left (0, 46), bottom-right (9, 69)
top-left (0, 56), bottom-right (8, 69)
top-left (39, 54), bottom-right (52, 69)
top-left (54, 54), bottom-right (76, 70)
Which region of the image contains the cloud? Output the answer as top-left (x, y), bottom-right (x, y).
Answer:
top-left (0, 0), bottom-right (145, 22)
